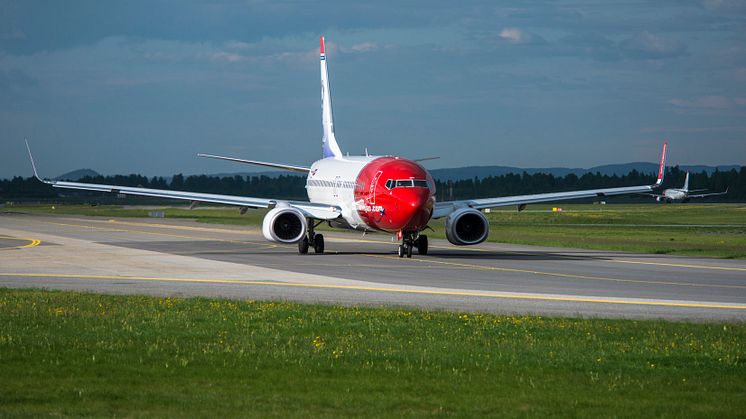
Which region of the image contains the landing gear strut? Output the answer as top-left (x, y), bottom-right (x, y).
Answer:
top-left (398, 231), bottom-right (428, 258)
top-left (298, 219), bottom-right (325, 254)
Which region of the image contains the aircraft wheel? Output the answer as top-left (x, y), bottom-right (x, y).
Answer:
top-left (298, 237), bottom-right (309, 254)
top-left (313, 234), bottom-right (325, 254)
top-left (398, 245), bottom-right (405, 258)
top-left (416, 235), bottom-right (428, 255)
top-left (406, 243), bottom-right (413, 258)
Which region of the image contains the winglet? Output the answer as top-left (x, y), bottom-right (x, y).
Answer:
top-left (655, 141), bottom-right (667, 187)
top-left (24, 139), bottom-right (47, 183)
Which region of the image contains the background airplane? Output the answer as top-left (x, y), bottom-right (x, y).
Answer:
top-left (27, 36), bottom-right (668, 258)
top-left (646, 172), bottom-right (728, 203)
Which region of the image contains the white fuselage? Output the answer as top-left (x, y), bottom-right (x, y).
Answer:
top-left (662, 189), bottom-right (687, 201)
top-left (305, 156), bottom-right (377, 230)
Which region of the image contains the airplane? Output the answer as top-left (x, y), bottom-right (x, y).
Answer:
top-left (26, 36), bottom-right (669, 258)
top-left (645, 172), bottom-right (727, 203)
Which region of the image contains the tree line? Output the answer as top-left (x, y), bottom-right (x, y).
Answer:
top-left (1, 166), bottom-right (744, 202)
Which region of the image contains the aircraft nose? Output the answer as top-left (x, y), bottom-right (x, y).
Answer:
top-left (404, 188), bottom-right (430, 209)
top-left (396, 187), bottom-right (433, 229)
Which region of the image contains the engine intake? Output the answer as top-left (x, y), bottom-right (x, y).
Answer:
top-left (262, 207), bottom-right (307, 243)
top-left (445, 208), bottom-right (489, 246)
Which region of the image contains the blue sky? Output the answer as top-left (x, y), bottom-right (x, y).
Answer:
top-left (1, 0), bottom-right (745, 178)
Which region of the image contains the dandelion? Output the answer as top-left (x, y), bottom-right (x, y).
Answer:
top-left (312, 336), bottom-right (324, 351)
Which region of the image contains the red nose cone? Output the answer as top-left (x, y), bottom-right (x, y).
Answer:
top-left (395, 187), bottom-right (433, 230)
top-left (354, 157), bottom-right (436, 233)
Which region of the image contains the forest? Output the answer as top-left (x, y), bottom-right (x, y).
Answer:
top-left (2, 166), bottom-right (744, 202)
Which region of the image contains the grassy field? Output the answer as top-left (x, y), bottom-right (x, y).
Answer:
top-left (0, 288), bottom-right (744, 417)
top-left (6, 202), bottom-right (745, 258)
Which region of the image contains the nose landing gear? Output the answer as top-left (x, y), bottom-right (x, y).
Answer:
top-left (398, 231), bottom-right (428, 258)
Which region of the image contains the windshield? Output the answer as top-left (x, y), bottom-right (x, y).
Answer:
top-left (385, 179), bottom-right (429, 189)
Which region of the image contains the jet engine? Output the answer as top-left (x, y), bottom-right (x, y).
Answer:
top-left (262, 207), bottom-right (307, 243)
top-left (444, 208), bottom-right (490, 246)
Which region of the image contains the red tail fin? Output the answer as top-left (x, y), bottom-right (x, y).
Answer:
top-left (655, 141), bottom-right (667, 186)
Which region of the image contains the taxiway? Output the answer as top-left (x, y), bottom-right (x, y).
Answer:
top-left (1, 212), bottom-right (745, 321)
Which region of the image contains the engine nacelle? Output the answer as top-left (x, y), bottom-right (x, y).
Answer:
top-left (445, 208), bottom-right (490, 246)
top-left (262, 207), bottom-right (307, 244)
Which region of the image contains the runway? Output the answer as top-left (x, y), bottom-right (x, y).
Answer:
top-left (1, 212), bottom-right (745, 321)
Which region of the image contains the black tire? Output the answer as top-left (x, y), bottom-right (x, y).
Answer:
top-left (406, 243), bottom-right (413, 258)
top-left (298, 236), bottom-right (309, 254)
top-left (417, 235), bottom-right (428, 255)
top-left (313, 234), bottom-right (325, 254)
top-left (398, 245), bottom-right (405, 258)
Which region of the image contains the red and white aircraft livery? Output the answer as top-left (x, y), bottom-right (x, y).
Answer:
top-left (27, 36), bottom-right (668, 258)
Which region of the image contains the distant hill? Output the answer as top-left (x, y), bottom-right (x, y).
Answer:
top-left (55, 169), bottom-right (100, 181)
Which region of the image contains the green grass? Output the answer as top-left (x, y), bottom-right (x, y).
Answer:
top-left (5, 203), bottom-right (746, 258)
top-left (0, 289), bottom-right (744, 417)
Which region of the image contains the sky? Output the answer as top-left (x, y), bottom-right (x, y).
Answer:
top-left (1, 0), bottom-right (745, 179)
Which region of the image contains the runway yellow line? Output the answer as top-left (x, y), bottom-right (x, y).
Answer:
top-left (0, 236), bottom-right (41, 251)
top-left (1, 272), bottom-right (745, 310)
top-left (365, 254), bottom-right (746, 290)
top-left (610, 259), bottom-right (746, 272)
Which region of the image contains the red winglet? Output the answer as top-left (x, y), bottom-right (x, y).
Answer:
top-left (656, 141), bottom-right (667, 186)
top-left (320, 36), bottom-right (325, 54)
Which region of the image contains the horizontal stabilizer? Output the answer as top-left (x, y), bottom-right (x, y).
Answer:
top-left (413, 156), bottom-right (440, 163)
top-left (197, 153), bottom-right (310, 173)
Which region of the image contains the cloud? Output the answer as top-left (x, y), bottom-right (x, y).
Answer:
top-left (0, 69), bottom-right (37, 93)
top-left (0, 29), bottom-right (26, 40)
top-left (211, 52), bottom-right (246, 63)
top-left (347, 42), bottom-right (378, 53)
top-left (225, 41), bottom-right (252, 50)
top-left (560, 33), bottom-right (620, 61)
top-left (619, 31), bottom-right (687, 60)
top-left (498, 27), bottom-right (544, 45)
top-left (701, 0), bottom-right (746, 12)
top-left (669, 95), bottom-right (746, 109)
top-left (641, 125), bottom-right (746, 133)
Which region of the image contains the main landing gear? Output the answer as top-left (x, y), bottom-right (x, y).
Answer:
top-left (398, 231), bottom-right (428, 258)
top-left (298, 219), bottom-right (325, 254)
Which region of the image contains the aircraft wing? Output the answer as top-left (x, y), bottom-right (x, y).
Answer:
top-left (433, 142), bottom-right (668, 219)
top-left (687, 189), bottom-right (728, 199)
top-left (25, 142), bottom-right (341, 220)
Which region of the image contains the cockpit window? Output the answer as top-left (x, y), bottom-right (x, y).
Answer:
top-left (386, 179), bottom-right (429, 189)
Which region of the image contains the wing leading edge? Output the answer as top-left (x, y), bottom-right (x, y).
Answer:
top-left (434, 142), bottom-right (668, 219)
top-left (25, 141), bottom-right (341, 220)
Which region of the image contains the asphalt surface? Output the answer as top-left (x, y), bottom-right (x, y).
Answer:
top-left (1, 211), bottom-right (745, 321)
